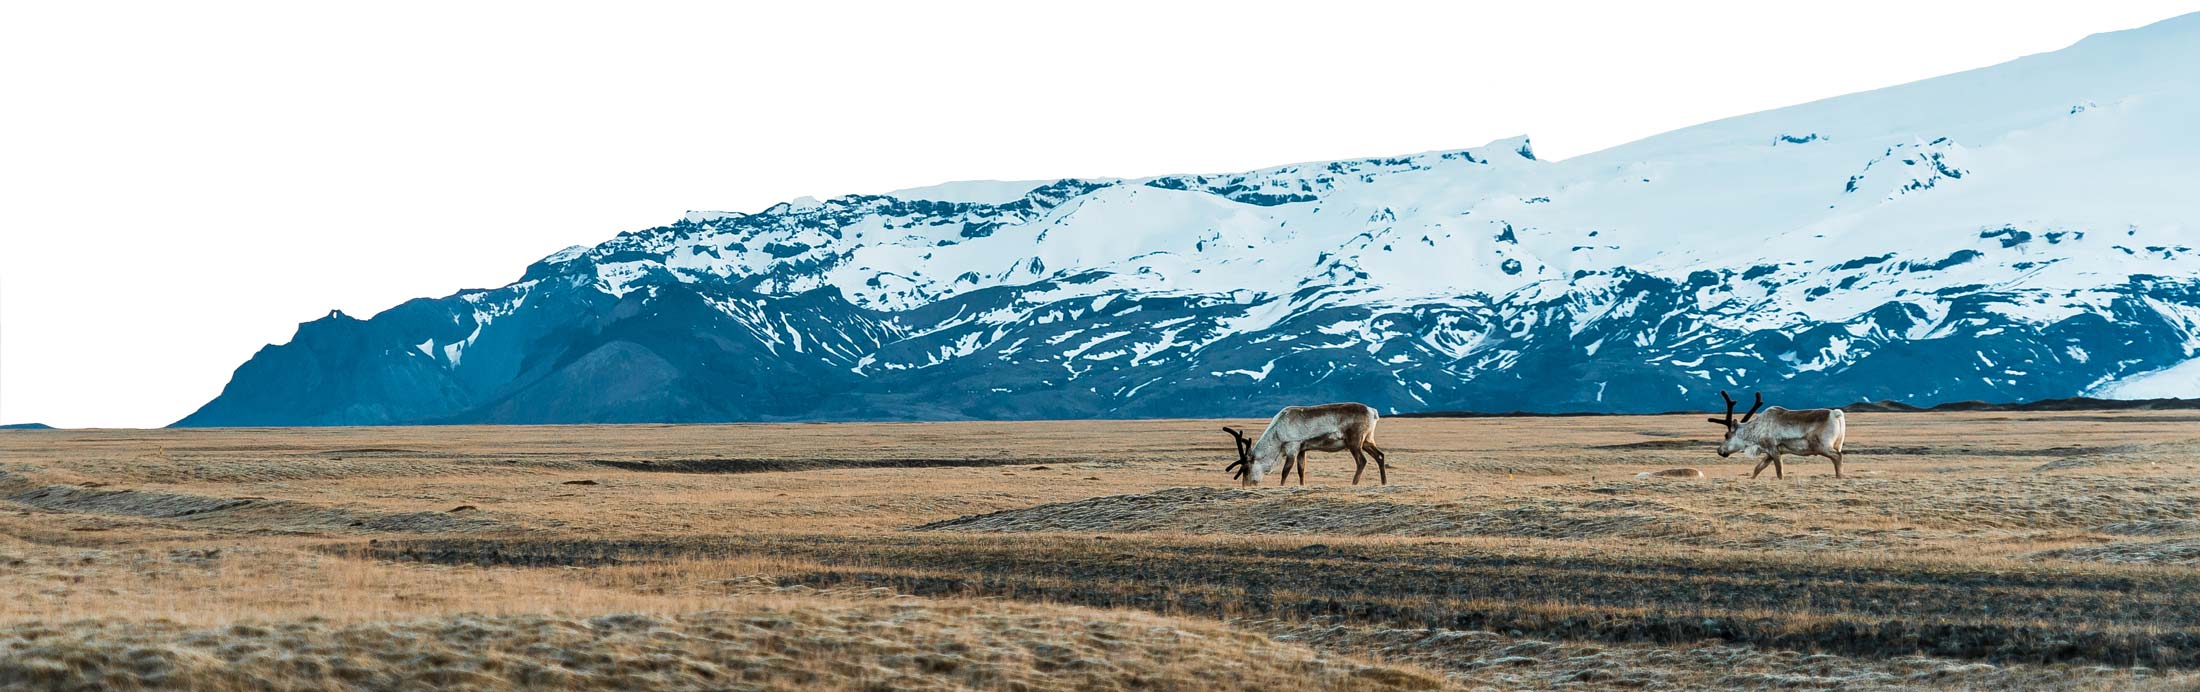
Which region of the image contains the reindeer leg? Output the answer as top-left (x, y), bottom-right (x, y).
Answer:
top-left (1348, 446), bottom-right (1369, 485)
top-left (1295, 450), bottom-right (1309, 486)
top-left (1773, 455), bottom-right (1785, 480)
top-left (1276, 454), bottom-right (1293, 487)
top-left (1827, 451), bottom-right (1844, 479)
top-left (1366, 442), bottom-right (1388, 485)
top-left (1750, 457), bottom-right (1772, 479)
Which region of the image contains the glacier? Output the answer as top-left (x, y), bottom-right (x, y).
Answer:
top-left (178, 13), bottom-right (2200, 426)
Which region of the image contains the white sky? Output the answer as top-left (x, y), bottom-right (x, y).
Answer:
top-left (4, 1), bottom-right (2197, 428)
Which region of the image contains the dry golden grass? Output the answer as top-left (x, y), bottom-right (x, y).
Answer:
top-left (3, 599), bottom-right (1445, 691)
top-left (4, 410), bottom-right (2200, 689)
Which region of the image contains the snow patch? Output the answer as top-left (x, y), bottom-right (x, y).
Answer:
top-left (884, 180), bottom-right (1053, 204)
top-left (2093, 358), bottom-right (2200, 399)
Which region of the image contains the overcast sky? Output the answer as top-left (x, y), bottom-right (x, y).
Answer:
top-left (5, 1), bottom-right (2197, 428)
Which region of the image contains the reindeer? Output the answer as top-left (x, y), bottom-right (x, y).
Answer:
top-left (1223, 403), bottom-right (1389, 486)
top-left (1708, 391), bottom-right (1848, 479)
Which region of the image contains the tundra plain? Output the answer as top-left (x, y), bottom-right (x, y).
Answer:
top-left (4, 411), bottom-right (2199, 690)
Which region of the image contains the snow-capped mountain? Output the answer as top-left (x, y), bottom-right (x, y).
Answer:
top-left (178, 14), bottom-right (2200, 426)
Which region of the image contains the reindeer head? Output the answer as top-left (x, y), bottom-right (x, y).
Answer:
top-left (1222, 426), bottom-right (1255, 485)
top-left (1706, 390), bottom-right (1763, 458)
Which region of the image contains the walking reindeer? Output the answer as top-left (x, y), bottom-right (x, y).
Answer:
top-left (1224, 403), bottom-right (1389, 486)
top-left (1708, 391), bottom-right (1848, 479)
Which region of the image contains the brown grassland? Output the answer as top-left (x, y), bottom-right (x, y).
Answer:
top-left (4, 411), bottom-right (2200, 689)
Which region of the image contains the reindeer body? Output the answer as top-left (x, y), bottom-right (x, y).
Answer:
top-left (1224, 403), bottom-right (1387, 486)
top-left (1709, 392), bottom-right (1848, 479)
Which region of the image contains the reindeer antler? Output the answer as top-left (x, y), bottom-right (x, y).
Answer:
top-left (1223, 427), bottom-right (1252, 479)
top-left (1709, 390), bottom-right (1739, 428)
top-left (1741, 392), bottom-right (1764, 424)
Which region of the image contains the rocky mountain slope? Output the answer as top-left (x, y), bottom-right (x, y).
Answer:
top-left (179, 14), bottom-right (2200, 425)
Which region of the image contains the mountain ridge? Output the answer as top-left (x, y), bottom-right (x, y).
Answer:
top-left (177, 13), bottom-right (2200, 427)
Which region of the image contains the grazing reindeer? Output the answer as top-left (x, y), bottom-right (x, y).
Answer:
top-left (1707, 391), bottom-right (1848, 479)
top-left (1223, 403), bottom-right (1389, 486)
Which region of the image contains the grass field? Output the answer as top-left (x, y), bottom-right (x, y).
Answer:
top-left (4, 411), bottom-right (2199, 689)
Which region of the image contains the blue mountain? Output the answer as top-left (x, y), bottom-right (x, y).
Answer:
top-left (178, 14), bottom-right (2200, 425)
